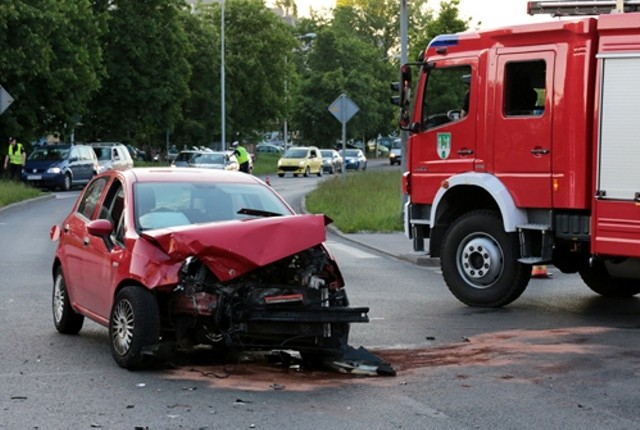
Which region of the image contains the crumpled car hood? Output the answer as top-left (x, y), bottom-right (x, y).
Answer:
top-left (140, 214), bottom-right (330, 282)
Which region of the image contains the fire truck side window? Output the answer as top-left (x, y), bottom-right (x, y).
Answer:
top-left (422, 65), bottom-right (471, 130)
top-left (504, 60), bottom-right (546, 116)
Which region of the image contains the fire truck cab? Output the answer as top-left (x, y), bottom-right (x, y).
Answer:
top-left (401, 1), bottom-right (640, 307)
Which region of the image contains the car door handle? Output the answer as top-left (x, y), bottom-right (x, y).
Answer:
top-left (457, 148), bottom-right (474, 156)
top-left (83, 237), bottom-right (90, 246)
top-left (531, 147), bottom-right (550, 155)
top-left (63, 224), bottom-right (70, 233)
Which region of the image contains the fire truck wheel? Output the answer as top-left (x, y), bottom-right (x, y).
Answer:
top-left (579, 260), bottom-right (640, 298)
top-left (441, 210), bottom-right (531, 307)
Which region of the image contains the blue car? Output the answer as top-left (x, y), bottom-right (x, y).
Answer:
top-left (22, 144), bottom-right (99, 191)
top-left (339, 149), bottom-right (367, 170)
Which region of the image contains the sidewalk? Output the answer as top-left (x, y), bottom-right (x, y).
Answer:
top-left (327, 224), bottom-right (439, 267)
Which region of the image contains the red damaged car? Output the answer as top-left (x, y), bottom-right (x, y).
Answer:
top-left (51, 168), bottom-right (388, 371)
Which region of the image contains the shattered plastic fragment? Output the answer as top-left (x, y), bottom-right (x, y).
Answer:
top-left (326, 345), bottom-right (396, 376)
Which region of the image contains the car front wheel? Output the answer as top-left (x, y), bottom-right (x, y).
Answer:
top-left (52, 267), bottom-right (84, 334)
top-left (109, 286), bottom-right (160, 369)
top-left (440, 210), bottom-right (531, 307)
top-left (579, 260), bottom-right (640, 298)
top-left (62, 173), bottom-right (72, 191)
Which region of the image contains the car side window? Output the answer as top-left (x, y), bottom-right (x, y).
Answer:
top-left (100, 179), bottom-right (125, 244)
top-left (77, 177), bottom-right (108, 219)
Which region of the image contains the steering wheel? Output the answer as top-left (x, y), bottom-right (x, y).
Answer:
top-left (151, 206), bottom-right (177, 213)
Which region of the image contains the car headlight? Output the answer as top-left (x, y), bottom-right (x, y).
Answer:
top-left (298, 161), bottom-right (305, 167)
top-left (47, 167), bottom-right (61, 174)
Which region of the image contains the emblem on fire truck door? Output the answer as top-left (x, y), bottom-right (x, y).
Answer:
top-left (437, 133), bottom-right (451, 159)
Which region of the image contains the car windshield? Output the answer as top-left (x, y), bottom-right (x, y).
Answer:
top-left (195, 153), bottom-right (225, 165)
top-left (392, 140), bottom-right (401, 149)
top-left (320, 150), bottom-right (334, 157)
top-left (340, 150), bottom-right (359, 157)
top-left (28, 147), bottom-right (69, 161)
top-left (134, 181), bottom-right (291, 230)
top-left (283, 149), bottom-right (307, 158)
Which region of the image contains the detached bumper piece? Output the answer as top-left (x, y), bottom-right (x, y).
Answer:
top-left (246, 306), bottom-right (370, 324)
top-left (328, 345), bottom-right (396, 377)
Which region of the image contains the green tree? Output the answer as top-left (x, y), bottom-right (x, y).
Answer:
top-left (0, 0), bottom-right (103, 144)
top-left (410, 0), bottom-right (469, 61)
top-left (82, 0), bottom-right (192, 147)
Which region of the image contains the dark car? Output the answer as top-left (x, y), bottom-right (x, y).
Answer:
top-left (339, 149), bottom-right (367, 170)
top-left (22, 144), bottom-right (98, 191)
top-left (50, 168), bottom-right (381, 371)
top-left (388, 138), bottom-right (402, 166)
top-left (320, 149), bottom-right (344, 174)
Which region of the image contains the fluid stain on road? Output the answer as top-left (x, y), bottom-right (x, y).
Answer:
top-left (164, 326), bottom-right (615, 391)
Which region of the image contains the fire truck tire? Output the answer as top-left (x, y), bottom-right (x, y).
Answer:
top-left (441, 210), bottom-right (531, 307)
top-left (579, 260), bottom-right (640, 298)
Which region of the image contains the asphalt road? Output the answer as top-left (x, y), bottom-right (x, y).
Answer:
top-left (1, 163), bottom-right (640, 429)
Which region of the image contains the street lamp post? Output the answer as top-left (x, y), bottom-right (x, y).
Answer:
top-left (221, 0), bottom-right (226, 151)
top-left (283, 33), bottom-right (316, 148)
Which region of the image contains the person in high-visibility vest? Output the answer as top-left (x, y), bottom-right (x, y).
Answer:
top-left (232, 141), bottom-right (250, 173)
top-left (3, 137), bottom-right (26, 181)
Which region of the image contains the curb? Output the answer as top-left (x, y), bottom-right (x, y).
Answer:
top-left (302, 195), bottom-right (440, 267)
top-left (0, 193), bottom-right (55, 214)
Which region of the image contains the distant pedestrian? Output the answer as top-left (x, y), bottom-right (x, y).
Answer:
top-left (3, 137), bottom-right (26, 181)
top-left (232, 141), bottom-right (250, 173)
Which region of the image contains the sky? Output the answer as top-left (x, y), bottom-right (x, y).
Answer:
top-left (289, 0), bottom-right (552, 30)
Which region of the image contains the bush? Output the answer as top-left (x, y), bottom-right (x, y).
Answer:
top-left (305, 170), bottom-right (403, 233)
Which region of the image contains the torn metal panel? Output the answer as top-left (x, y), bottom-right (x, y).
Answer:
top-left (142, 214), bottom-right (329, 281)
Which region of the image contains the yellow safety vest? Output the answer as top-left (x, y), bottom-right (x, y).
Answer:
top-left (8, 143), bottom-right (24, 165)
top-left (235, 146), bottom-right (249, 164)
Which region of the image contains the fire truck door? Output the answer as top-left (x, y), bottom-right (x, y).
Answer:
top-left (593, 55), bottom-right (640, 257)
top-left (493, 52), bottom-right (554, 208)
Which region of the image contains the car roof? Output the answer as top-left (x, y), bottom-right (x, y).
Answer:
top-left (116, 167), bottom-right (261, 185)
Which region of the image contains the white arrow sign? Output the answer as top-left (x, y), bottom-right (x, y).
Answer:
top-left (0, 85), bottom-right (14, 115)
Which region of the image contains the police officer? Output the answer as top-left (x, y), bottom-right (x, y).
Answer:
top-left (3, 137), bottom-right (26, 181)
top-left (232, 141), bottom-right (250, 173)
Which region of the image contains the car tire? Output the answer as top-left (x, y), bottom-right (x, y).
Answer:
top-left (579, 260), bottom-right (640, 298)
top-left (109, 286), bottom-right (160, 369)
top-left (52, 267), bottom-right (84, 334)
top-left (440, 210), bottom-right (531, 307)
top-left (304, 166), bottom-right (310, 177)
top-left (278, 173), bottom-right (284, 177)
top-left (62, 173), bottom-right (72, 191)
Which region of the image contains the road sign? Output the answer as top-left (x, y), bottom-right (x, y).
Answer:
top-left (0, 85), bottom-right (14, 115)
top-left (329, 93), bottom-right (359, 124)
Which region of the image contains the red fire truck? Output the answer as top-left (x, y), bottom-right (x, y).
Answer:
top-left (398, 1), bottom-right (640, 307)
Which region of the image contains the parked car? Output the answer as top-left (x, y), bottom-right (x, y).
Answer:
top-left (172, 150), bottom-right (239, 171)
top-left (89, 142), bottom-right (134, 173)
top-left (320, 149), bottom-right (343, 174)
top-left (22, 144), bottom-right (98, 191)
top-left (340, 149), bottom-right (368, 170)
top-left (255, 143), bottom-right (283, 154)
top-left (166, 146), bottom-right (179, 162)
top-left (277, 146), bottom-right (323, 177)
top-left (125, 144), bottom-right (147, 161)
top-left (388, 138), bottom-right (402, 166)
top-left (50, 168), bottom-right (371, 369)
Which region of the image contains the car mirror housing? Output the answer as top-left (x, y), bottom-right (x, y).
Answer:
top-left (87, 219), bottom-right (113, 238)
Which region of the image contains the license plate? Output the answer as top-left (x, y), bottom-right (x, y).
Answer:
top-left (27, 175), bottom-right (42, 180)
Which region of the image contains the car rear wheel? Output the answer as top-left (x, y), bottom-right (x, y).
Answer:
top-left (579, 260), bottom-right (640, 297)
top-left (109, 286), bottom-right (160, 369)
top-left (52, 267), bottom-right (84, 334)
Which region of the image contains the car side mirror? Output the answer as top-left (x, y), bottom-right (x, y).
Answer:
top-left (87, 219), bottom-right (113, 237)
top-left (87, 219), bottom-right (115, 250)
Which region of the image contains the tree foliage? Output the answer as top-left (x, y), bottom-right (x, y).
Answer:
top-left (0, 0), bottom-right (470, 153)
top-left (0, 0), bottom-right (103, 144)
